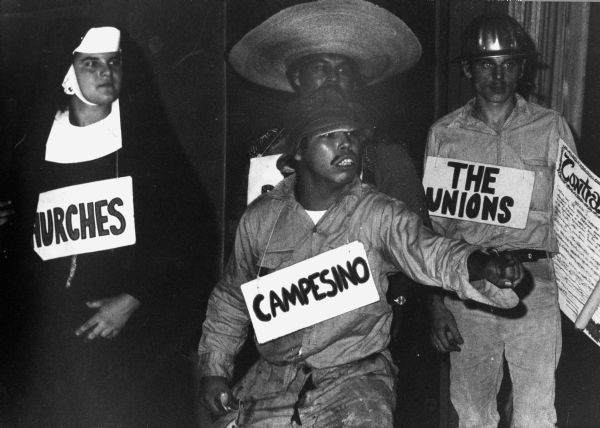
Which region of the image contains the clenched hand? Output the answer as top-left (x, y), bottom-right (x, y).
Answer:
top-left (468, 251), bottom-right (524, 289)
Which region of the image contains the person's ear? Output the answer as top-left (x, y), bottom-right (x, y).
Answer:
top-left (519, 58), bottom-right (526, 79)
top-left (461, 60), bottom-right (472, 79)
top-left (290, 68), bottom-right (301, 91)
top-left (293, 137), bottom-right (305, 162)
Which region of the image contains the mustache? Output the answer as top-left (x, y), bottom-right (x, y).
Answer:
top-left (331, 152), bottom-right (358, 165)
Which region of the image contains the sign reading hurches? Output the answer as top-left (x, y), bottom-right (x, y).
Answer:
top-left (33, 176), bottom-right (136, 261)
top-left (423, 156), bottom-right (535, 229)
top-left (241, 241), bottom-right (380, 344)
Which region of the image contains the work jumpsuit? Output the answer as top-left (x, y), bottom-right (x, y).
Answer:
top-left (198, 175), bottom-right (518, 427)
top-left (426, 95), bottom-right (577, 428)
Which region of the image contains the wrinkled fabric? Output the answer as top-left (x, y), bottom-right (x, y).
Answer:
top-left (246, 126), bottom-right (432, 345)
top-left (248, 128), bottom-right (430, 223)
top-left (426, 95), bottom-right (575, 428)
top-left (212, 351), bottom-right (397, 428)
top-left (446, 275), bottom-right (562, 428)
top-left (198, 174), bottom-right (506, 426)
top-left (197, 175), bottom-right (514, 380)
top-left (426, 95), bottom-right (576, 251)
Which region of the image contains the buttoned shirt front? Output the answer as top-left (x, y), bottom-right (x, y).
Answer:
top-left (426, 95), bottom-right (577, 252)
top-left (425, 96), bottom-right (574, 428)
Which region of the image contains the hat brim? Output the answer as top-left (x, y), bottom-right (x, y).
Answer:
top-left (229, 0), bottom-right (422, 92)
top-left (287, 116), bottom-right (372, 152)
top-left (453, 51), bottom-right (529, 63)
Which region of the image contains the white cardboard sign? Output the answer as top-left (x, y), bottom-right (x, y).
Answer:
top-left (423, 156), bottom-right (535, 229)
top-left (241, 241), bottom-right (380, 344)
top-left (247, 154), bottom-right (284, 205)
top-left (33, 176), bottom-right (136, 260)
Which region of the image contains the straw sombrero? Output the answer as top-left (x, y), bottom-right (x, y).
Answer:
top-left (228, 0), bottom-right (422, 92)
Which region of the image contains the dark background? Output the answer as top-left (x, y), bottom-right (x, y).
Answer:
top-left (2, 1), bottom-right (600, 427)
top-left (224, 0), bottom-right (437, 255)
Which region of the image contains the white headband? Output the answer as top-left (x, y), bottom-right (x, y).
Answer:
top-left (73, 27), bottom-right (121, 54)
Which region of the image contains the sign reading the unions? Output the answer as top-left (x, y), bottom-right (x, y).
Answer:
top-left (423, 156), bottom-right (535, 229)
top-left (241, 241), bottom-right (380, 344)
top-left (33, 176), bottom-right (136, 261)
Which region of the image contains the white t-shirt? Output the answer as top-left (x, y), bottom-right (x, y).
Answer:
top-left (306, 209), bottom-right (326, 224)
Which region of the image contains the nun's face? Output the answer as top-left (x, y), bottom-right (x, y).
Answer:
top-left (73, 51), bottom-right (122, 105)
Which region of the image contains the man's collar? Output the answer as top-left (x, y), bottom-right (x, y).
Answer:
top-left (270, 174), bottom-right (365, 210)
top-left (449, 94), bottom-right (530, 131)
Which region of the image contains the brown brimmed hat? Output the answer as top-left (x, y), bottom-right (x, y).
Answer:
top-left (284, 86), bottom-right (372, 149)
top-left (274, 87), bottom-right (372, 172)
top-left (228, 0), bottom-right (422, 92)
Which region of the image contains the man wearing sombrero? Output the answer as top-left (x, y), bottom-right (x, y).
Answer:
top-left (230, 0), bottom-right (428, 222)
top-left (195, 85), bottom-right (524, 427)
top-left (228, 0), bottom-right (431, 368)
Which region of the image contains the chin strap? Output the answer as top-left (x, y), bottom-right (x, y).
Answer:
top-left (62, 65), bottom-right (98, 106)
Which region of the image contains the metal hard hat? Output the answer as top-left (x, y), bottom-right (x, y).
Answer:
top-left (459, 14), bottom-right (533, 61)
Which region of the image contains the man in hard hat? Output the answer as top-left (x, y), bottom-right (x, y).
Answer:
top-left (425, 14), bottom-right (577, 427)
top-left (196, 86), bottom-right (524, 427)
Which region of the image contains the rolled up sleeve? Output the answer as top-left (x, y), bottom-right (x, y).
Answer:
top-left (196, 214), bottom-right (257, 379)
top-left (377, 199), bottom-right (519, 309)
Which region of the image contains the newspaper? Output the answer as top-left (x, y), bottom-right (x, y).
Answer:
top-left (554, 141), bottom-right (600, 345)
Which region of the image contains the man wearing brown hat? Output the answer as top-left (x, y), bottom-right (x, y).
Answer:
top-left (196, 86), bottom-right (524, 427)
top-left (230, 0), bottom-right (427, 220)
top-left (229, 0), bottom-right (431, 359)
top-left (425, 14), bottom-right (577, 427)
